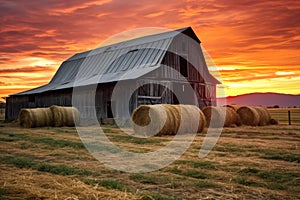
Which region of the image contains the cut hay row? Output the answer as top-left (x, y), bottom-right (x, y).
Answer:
top-left (202, 106), bottom-right (241, 128)
top-left (19, 106), bottom-right (80, 128)
top-left (131, 104), bottom-right (206, 136)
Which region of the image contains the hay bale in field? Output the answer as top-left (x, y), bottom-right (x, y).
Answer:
top-left (202, 106), bottom-right (240, 128)
top-left (131, 104), bottom-right (205, 136)
top-left (19, 108), bottom-right (53, 128)
top-left (50, 105), bottom-right (80, 127)
top-left (254, 106), bottom-right (271, 126)
top-left (198, 108), bottom-right (206, 133)
top-left (237, 106), bottom-right (260, 126)
top-left (179, 105), bottom-right (206, 133)
top-left (270, 118), bottom-right (279, 125)
top-left (203, 106), bottom-right (224, 128)
top-left (225, 104), bottom-right (241, 112)
top-left (160, 104), bottom-right (181, 135)
top-left (228, 107), bottom-right (242, 127)
top-left (132, 104), bottom-right (173, 136)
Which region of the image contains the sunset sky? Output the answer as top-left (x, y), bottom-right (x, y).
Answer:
top-left (0, 0), bottom-right (299, 101)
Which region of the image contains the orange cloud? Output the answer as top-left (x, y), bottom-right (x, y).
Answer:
top-left (0, 0), bottom-right (299, 100)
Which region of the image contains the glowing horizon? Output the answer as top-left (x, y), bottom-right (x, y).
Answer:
top-left (0, 0), bottom-right (299, 102)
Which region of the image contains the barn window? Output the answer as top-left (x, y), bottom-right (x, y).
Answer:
top-left (28, 95), bottom-right (35, 103)
top-left (180, 56), bottom-right (188, 77)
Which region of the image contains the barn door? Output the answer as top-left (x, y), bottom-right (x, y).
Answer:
top-left (107, 101), bottom-right (114, 118)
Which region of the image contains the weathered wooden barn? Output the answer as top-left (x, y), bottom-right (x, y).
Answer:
top-left (6, 27), bottom-right (220, 121)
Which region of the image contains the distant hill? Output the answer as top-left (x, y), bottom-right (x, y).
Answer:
top-left (217, 93), bottom-right (300, 108)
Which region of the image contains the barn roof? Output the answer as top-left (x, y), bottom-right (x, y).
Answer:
top-left (14, 27), bottom-right (219, 96)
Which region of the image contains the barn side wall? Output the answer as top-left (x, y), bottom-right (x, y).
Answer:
top-left (71, 82), bottom-right (136, 120)
top-left (5, 96), bottom-right (28, 121)
top-left (5, 89), bottom-right (73, 121)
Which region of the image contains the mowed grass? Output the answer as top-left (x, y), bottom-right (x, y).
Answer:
top-left (0, 121), bottom-right (299, 199)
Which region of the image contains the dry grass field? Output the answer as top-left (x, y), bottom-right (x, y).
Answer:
top-left (0, 112), bottom-right (300, 199)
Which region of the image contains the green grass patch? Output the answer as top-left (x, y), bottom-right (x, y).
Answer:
top-left (36, 163), bottom-right (91, 175)
top-left (129, 173), bottom-right (177, 187)
top-left (109, 135), bottom-right (168, 144)
top-left (103, 128), bottom-right (113, 133)
top-left (1, 156), bottom-right (92, 176)
top-left (0, 131), bottom-right (84, 149)
top-left (0, 132), bottom-right (27, 142)
top-left (85, 142), bottom-right (122, 153)
top-left (215, 153), bottom-right (227, 157)
top-left (175, 160), bottom-right (217, 170)
top-left (0, 188), bottom-right (11, 197)
top-left (85, 179), bottom-right (126, 191)
top-left (257, 171), bottom-right (299, 183)
top-left (259, 149), bottom-right (300, 163)
top-left (238, 167), bottom-right (300, 188)
top-left (194, 180), bottom-right (218, 188)
top-left (2, 156), bottom-right (36, 168)
top-left (167, 167), bottom-right (207, 179)
top-left (239, 167), bottom-right (260, 174)
top-left (183, 169), bottom-right (207, 179)
top-left (129, 174), bottom-right (159, 184)
top-left (233, 177), bottom-right (263, 187)
top-left (30, 137), bottom-right (84, 149)
top-left (214, 143), bottom-right (246, 153)
top-left (0, 137), bottom-right (17, 142)
top-left (262, 153), bottom-right (300, 163)
top-left (266, 183), bottom-right (287, 190)
top-left (50, 128), bottom-right (77, 134)
top-left (19, 142), bottom-right (36, 149)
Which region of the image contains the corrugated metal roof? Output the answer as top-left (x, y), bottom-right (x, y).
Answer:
top-left (14, 27), bottom-right (219, 96)
top-left (15, 27), bottom-right (185, 96)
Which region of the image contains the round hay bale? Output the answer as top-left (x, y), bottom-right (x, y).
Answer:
top-left (198, 109), bottom-right (206, 133)
top-left (254, 106), bottom-right (271, 126)
top-left (203, 106), bottom-right (224, 128)
top-left (237, 106), bottom-right (260, 126)
top-left (227, 106), bottom-right (242, 126)
top-left (161, 104), bottom-right (181, 135)
top-left (50, 105), bottom-right (80, 127)
top-left (225, 104), bottom-right (241, 111)
top-left (203, 106), bottom-right (239, 128)
top-left (178, 105), bottom-right (206, 133)
top-left (19, 108), bottom-right (53, 128)
top-left (131, 104), bottom-right (205, 136)
top-left (132, 104), bottom-right (175, 136)
top-left (270, 118), bottom-right (279, 125)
